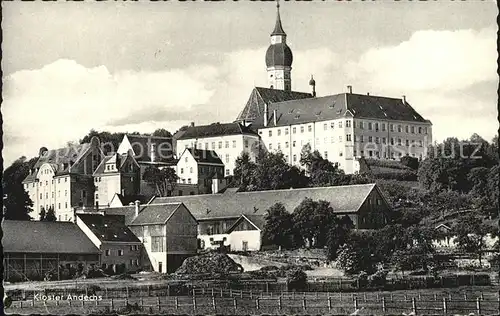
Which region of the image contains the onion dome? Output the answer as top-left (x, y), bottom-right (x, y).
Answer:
top-left (265, 44), bottom-right (293, 67)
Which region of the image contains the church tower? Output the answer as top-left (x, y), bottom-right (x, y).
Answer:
top-left (265, 1), bottom-right (293, 91)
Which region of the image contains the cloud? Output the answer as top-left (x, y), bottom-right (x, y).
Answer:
top-left (346, 28), bottom-right (497, 93)
top-left (2, 59), bottom-right (219, 165)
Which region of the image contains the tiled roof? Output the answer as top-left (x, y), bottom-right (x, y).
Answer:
top-left (236, 87), bottom-right (313, 122)
top-left (125, 134), bottom-right (174, 163)
top-left (103, 206), bottom-right (137, 225)
top-left (93, 152), bottom-right (137, 175)
top-left (250, 93), bottom-right (430, 129)
top-left (113, 194), bottom-right (147, 206)
top-left (2, 220), bottom-right (99, 254)
top-left (23, 143), bottom-right (92, 182)
top-left (77, 214), bottom-right (140, 243)
top-left (176, 122), bottom-right (258, 140)
top-left (129, 203), bottom-right (184, 226)
top-left (152, 184), bottom-right (378, 220)
top-left (227, 214), bottom-right (266, 233)
top-left (185, 148), bottom-right (224, 165)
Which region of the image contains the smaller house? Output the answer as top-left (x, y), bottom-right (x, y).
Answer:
top-left (127, 202), bottom-right (198, 273)
top-left (76, 213), bottom-right (143, 274)
top-left (226, 214), bottom-right (265, 252)
top-left (175, 148), bottom-right (227, 195)
top-left (93, 152), bottom-right (141, 207)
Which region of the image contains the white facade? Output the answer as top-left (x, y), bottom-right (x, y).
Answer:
top-left (229, 230), bottom-right (261, 252)
top-left (257, 116), bottom-right (432, 174)
top-left (176, 134), bottom-right (261, 176)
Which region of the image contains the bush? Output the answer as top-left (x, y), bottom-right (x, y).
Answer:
top-left (352, 271), bottom-right (369, 288)
top-left (286, 268), bottom-right (307, 291)
top-left (368, 270), bottom-right (388, 287)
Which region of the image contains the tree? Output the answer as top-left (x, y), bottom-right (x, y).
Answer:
top-left (286, 268), bottom-right (307, 291)
top-left (3, 157), bottom-right (37, 220)
top-left (390, 226), bottom-right (436, 274)
top-left (337, 231), bottom-right (377, 275)
top-left (326, 215), bottom-right (354, 260)
top-left (142, 166), bottom-right (178, 196)
top-left (453, 213), bottom-right (495, 266)
top-left (292, 198), bottom-right (336, 248)
top-left (152, 128), bottom-right (172, 138)
top-left (80, 129), bottom-right (126, 155)
top-left (300, 144), bottom-right (345, 187)
top-left (44, 206), bottom-right (57, 222)
top-left (262, 203), bottom-right (298, 248)
top-left (233, 152), bottom-right (256, 191)
top-left (39, 207), bottom-right (46, 221)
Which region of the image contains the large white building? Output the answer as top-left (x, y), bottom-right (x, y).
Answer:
top-left (234, 3), bottom-right (432, 174)
top-left (22, 137), bottom-right (104, 221)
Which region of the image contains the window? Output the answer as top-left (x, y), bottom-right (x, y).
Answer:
top-left (382, 123), bottom-right (386, 131)
top-left (331, 137), bottom-right (335, 143)
top-left (339, 122), bottom-right (343, 128)
top-left (397, 125), bottom-right (402, 133)
top-left (339, 136), bottom-right (342, 142)
top-left (65, 202), bottom-right (68, 208)
top-left (369, 150), bottom-right (373, 157)
top-left (324, 137), bottom-right (328, 144)
top-left (269, 143), bottom-right (272, 150)
top-left (232, 140), bottom-right (236, 148)
top-left (323, 123), bottom-right (327, 131)
top-left (58, 179), bottom-right (60, 184)
top-left (346, 134), bottom-right (352, 141)
top-left (187, 178), bottom-right (191, 184)
top-left (278, 129), bottom-right (281, 136)
top-left (368, 122), bottom-right (372, 130)
top-left (390, 124), bottom-right (394, 132)
top-left (405, 139), bottom-right (410, 146)
top-left (375, 123), bottom-right (379, 131)
top-left (277, 143), bottom-right (281, 150)
top-left (205, 142), bottom-right (208, 149)
top-left (117, 250), bottom-right (123, 256)
top-left (218, 142), bottom-right (222, 149)
top-left (375, 137), bottom-right (380, 144)
top-left (292, 141), bottom-right (296, 147)
top-left (424, 127), bottom-right (428, 134)
top-left (382, 137), bottom-right (387, 144)
top-left (105, 250), bottom-right (110, 256)
top-left (339, 151), bottom-right (343, 157)
top-left (419, 140), bottom-right (423, 147)
top-left (285, 128), bottom-right (289, 135)
top-left (346, 120), bottom-right (351, 128)
top-left (185, 157), bottom-right (188, 162)
top-left (285, 155), bottom-right (289, 161)
top-left (398, 138), bottom-right (402, 146)
top-left (300, 126), bottom-right (304, 133)
top-left (45, 181), bottom-right (48, 186)
top-left (308, 125), bottom-right (312, 132)
top-left (151, 236), bottom-right (165, 252)
top-left (360, 135), bottom-right (364, 143)
top-left (292, 127), bottom-right (296, 134)
top-left (269, 130), bottom-right (272, 137)
top-left (390, 138), bottom-right (395, 145)
top-left (178, 190), bottom-right (183, 196)
top-left (226, 169), bottom-right (230, 175)
top-left (418, 127), bottom-right (422, 134)
top-left (293, 155), bottom-right (297, 162)
top-left (244, 140), bottom-right (249, 148)
top-left (324, 152), bottom-right (328, 159)
top-left (189, 167), bottom-right (193, 173)
top-left (225, 141), bottom-right (229, 148)
top-left (354, 149), bottom-right (357, 156)
top-left (359, 121), bottom-right (364, 129)
top-left (411, 126), bottom-right (415, 134)
top-left (368, 136), bottom-right (373, 143)
top-left (180, 168), bottom-right (184, 174)
top-left (285, 142), bottom-right (289, 148)
top-left (40, 193), bottom-right (43, 199)
top-left (225, 154), bottom-right (229, 163)
top-left (95, 193), bottom-right (99, 199)
top-left (45, 193), bottom-right (48, 199)
top-left (211, 142), bottom-right (215, 149)
top-left (405, 125), bottom-right (409, 133)
top-left (331, 122), bottom-right (335, 129)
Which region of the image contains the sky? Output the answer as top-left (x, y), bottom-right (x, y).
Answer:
top-left (2, 1), bottom-right (498, 167)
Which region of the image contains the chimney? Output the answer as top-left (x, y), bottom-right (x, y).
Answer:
top-left (190, 122), bottom-right (195, 127)
top-left (273, 109), bottom-right (278, 126)
top-left (263, 103), bottom-right (269, 127)
top-left (367, 92), bottom-right (370, 96)
top-left (134, 200), bottom-right (140, 217)
top-left (150, 143), bottom-right (156, 162)
top-left (347, 85), bottom-right (353, 94)
top-left (402, 95), bottom-right (406, 103)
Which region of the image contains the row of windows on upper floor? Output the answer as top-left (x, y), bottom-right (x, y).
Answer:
top-left (267, 136), bottom-right (425, 151)
top-left (184, 139), bottom-right (252, 151)
top-left (259, 120), bottom-right (429, 137)
top-left (39, 202), bottom-right (69, 212)
top-left (36, 190), bottom-right (69, 200)
top-left (25, 177), bottom-right (69, 189)
top-left (179, 165), bottom-right (223, 175)
top-left (104, 246), bottom-right (139, 257)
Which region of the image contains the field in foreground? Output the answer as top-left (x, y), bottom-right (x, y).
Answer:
top-left (5, 286), bottom-right (500, 315)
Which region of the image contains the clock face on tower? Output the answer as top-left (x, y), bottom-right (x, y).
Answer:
top-left (275, 72), bottom-right (283, 79)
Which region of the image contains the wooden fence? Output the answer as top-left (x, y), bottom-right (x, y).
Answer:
top-left (7, 293), bottom-right (500, 315)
